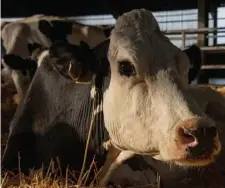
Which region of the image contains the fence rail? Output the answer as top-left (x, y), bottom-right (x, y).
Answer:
top-left (164, 27), bottom-right (225, 48)
top-left (162, 27), bottom-right (225, 84)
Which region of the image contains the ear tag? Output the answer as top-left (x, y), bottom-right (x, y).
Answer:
top-left (68, 62), bottom-right (93, 84)
top-left (75, 70), bottom-right (93, 84)
top-left (68, 62), bottom-right (81, 81)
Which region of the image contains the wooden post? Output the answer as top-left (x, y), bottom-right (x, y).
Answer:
top-left (212, 8), bottom-right (218, 45)
top-left (197, 0), bottom-right (209, 47)
top-left (181, 31), bottom-right (186, 48)
top-left (197, 51), bottom-right (210, 84)
top-left (197, 0), bottom-right (210, 84)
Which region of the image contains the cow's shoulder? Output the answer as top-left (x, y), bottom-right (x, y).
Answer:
top-left (1, 21), bottom-right (10, 30)
top-left (1, 21), bottom-right (30, 35)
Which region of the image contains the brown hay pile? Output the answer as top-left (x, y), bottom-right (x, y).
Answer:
top-left (198, 84), bottom-right (225, 96)
top-left (1, 160), bottom-right (159, 188)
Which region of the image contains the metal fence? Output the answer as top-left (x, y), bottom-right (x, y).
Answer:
top-left (1, 7), bottom-right (225, 49)
top-left (165, 27), bottom-right (225, 48)
top-left (153, 7), bottom-right (225, 47)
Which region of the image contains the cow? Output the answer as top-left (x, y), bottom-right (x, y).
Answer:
top-left (95, 9), bottom-right (221, 185)
top-left (1, 44), bottom-right (48, 104)
top-left (2, 9), bottom-right (223, 187)
top-left (1, 15), bottom-right (113, 103)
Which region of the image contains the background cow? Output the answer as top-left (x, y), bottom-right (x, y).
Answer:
top-left (94, 10), bottom-right (221, 184)
top-left (1, 15), bottom-right (113, 103)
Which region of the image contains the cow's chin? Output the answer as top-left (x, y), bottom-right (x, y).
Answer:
top-left (174, 156), bottom-right (214, 167)
top-left (156, 138), bottom-right (221, 167)
top-left (175, 139), bottom-right (221, 167)
top-left (155, 154), bottom-right (215, 167)
top-left (173, 142), bottom-right (221, 167)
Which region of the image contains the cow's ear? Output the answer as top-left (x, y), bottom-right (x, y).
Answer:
top-left (49, 40), bottom-right (74, 58)
top-left (68, 61), bottom-right (93, 84)
top-left (49, 40), bottom-right (82, 82)
top-left (71, 41), bottom-right (96, 84)
top-left (3, 54), bottom-right (37, 77)
top-left (2, 54), bottom-right (26, 70)
top-left (49, 40), bottom-right (93, 84)
top-left (182, 44), bottom-right (202, 83)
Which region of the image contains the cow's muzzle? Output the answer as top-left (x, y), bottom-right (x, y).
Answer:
top-left (175, 117), bottom-right (221, 166)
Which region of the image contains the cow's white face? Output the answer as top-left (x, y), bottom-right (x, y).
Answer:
top-left (103, 9), bottom-right (221, 167)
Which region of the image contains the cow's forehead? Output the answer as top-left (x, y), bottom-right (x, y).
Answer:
top-left (109, 9), bottom-right (168, 57)
top-left (114, 9), bottom-right (159, 33)
top-left (108, 9), bottom-right (182, 70)
top-left (110, 9), bottom-right (160, 47)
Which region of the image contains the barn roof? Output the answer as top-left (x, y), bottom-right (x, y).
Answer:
top-left (2, 0), bottom-right (225, 18)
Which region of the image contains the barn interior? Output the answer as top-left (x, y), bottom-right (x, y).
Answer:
top-left (2, 0), bottom-right (225, 83)
top-left (1, 0), bottom-right (225, 187)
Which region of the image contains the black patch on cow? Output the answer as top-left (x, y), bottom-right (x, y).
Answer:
top-left (107, 181), bottom-right (116, 187)
top-left (88, 45), bottom-right (110, 152)
top-left (27, 43), bottom-right (43, 55)
top-left (103, 27), bottom-right (113, 38)
top-left (183, 44), bottom-right (202, 83)
top-left (38, 20), bottom-right (73, 43)
top-left (125, 155), bottom-right (158, 176)
top-left (1, 38), bottom-right (6, 56)
top-left (90, 93), bottom-right (105, 153)
top-left (124, 155), bottom-right (160, 186)
top-left (3, 54), bottom-right (37, 77)
top-left (2, 132), bottom-right (37, 174)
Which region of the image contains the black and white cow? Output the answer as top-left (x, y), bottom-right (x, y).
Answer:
top-left (1, 15), bottom-right (113, 103)
top-left (2, 9), bottom-right (224, 187)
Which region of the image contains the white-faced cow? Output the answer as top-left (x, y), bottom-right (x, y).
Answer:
top-left (96, 9), bottom-right (221, 185)
top-left (2, 9), bottom-right (224, 187)
top-left (1, 15), bottom-right (113, 103)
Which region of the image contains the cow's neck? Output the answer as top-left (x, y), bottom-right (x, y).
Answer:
top-left (75, 73), bottom-right (110, 154)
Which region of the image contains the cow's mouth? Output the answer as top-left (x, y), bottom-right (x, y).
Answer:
top-left (175, 141), bottom-right (221, 167)
top-left (176, 155), bottom-right (213, 167)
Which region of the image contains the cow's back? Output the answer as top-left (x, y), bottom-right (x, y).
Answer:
top-left (14, 15), bottom-right (71, 23)
top-left (2, 15), bottom-right (107, 52)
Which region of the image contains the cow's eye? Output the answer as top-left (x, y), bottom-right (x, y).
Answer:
top-left (118, 61), bottom-right (136, 77)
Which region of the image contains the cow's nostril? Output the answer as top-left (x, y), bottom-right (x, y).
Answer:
top-left (206, 126), bottom-right (217, 139)
top-left (176, 118), bottom-right (219, 158)
top-left (178, 127), bottom-right (197, 147)
top-left (193, 126), bottom-right (217, 140)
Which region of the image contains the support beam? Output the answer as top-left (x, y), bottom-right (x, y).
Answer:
top-left (209, 2), bottom-right (218, 46)
top-left (212, 7), bottom-right (218, 45)
top-left (197, 0), bottom-right (209, 47)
